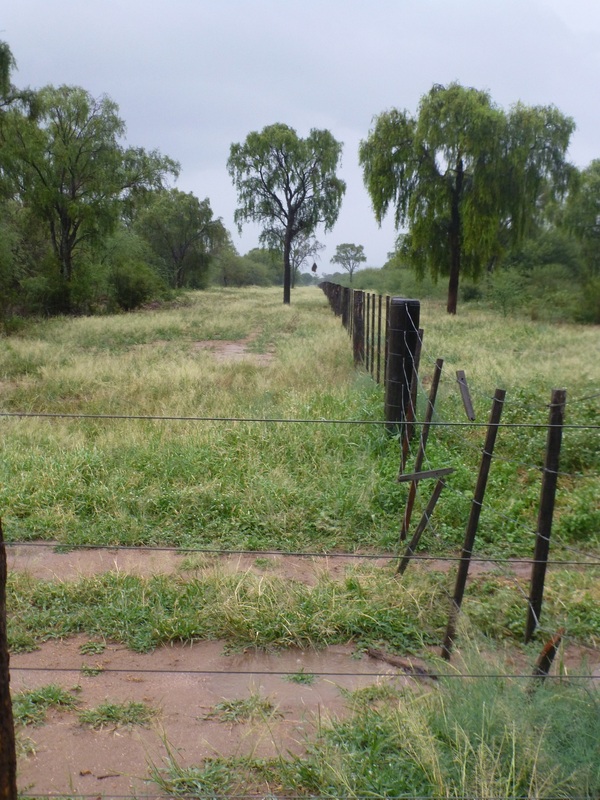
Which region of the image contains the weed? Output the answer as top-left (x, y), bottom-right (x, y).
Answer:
top-left (204, 691), bottom-right (280, 723)
top-left (13, 684), bottom-right (79, 727)
top-left (78, 701), bottom-right (157, 729)
top-left (284, 668), bottom-right (316, 685)
top-left (79, 640), bottom-right (106, 655)
top-left (80, 664), bottom-right (104, 677)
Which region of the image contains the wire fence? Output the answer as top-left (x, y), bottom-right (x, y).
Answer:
top-left (1, 288), bottom-right (599, 799)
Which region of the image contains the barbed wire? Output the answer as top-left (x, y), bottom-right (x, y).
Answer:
top-left (0, 410), bottom-right (598, 430)
top-left (5, 541), bottom-right (600, 567)
top-left (10, 665), bottom-right (600, 680)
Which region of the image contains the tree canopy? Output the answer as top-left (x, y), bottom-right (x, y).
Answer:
top-left (330, 243), bottom-right (366, 283)
top-left (134, 189), bottom-right (225, 289)
top-left (227, 123), bottom-right (346, 304)
top-left (359, 83), bottom-right (575, 313)
top-left (0, 84), bottom-right (178, 311)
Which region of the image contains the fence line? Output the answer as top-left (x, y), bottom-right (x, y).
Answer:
top-left (2, 289), bottom-right (599, 799)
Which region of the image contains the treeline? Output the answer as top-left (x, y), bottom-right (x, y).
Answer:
top-left (0, 43), bottom-right (317, 325)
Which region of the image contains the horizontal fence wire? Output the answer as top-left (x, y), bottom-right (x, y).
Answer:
top-left (5, 541), bottom-right (600, 567)
top-left (0, 410), bottom-right (598, 429)
top-left (10, 666), bottom-right (600, 680)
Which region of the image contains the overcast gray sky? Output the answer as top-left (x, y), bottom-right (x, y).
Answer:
top-left (3, 0), bottom-right (599, 271)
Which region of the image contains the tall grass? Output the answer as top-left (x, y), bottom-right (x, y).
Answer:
top-left (152, 645), bottom-right (600, 799)
top-left (1, 286), bottom-right (598, 554)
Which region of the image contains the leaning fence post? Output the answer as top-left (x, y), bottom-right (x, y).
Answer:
top-left (441, 388), bottom-right (506, 660)
top-left (384, 298), bottom-right (420, 433)
top-left (400, 358), bottom-right (444, 538)
top-left (524, 388), bottom-right (567, 644)
top-left (0, 519), bottom-right (18, 800)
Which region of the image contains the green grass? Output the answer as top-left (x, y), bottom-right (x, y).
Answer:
top-left (7, 563), bottom-right (600, 654)
top-left (284, 668), bottom-right (316, 685)
top-left (152, 647), bottom-right (600, 800)
top-left (6, 564), bottom-right (448, 653)
top-left (12, 684), bottom-right (79, 727)
top-left (204, 691), bottom-right (280, 723)
top-left (78, 700), bottom-right (157, 729)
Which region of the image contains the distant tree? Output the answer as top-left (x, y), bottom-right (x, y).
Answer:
top-left (227, 123), bottom-right (345, 304)
top-left (330, 243), bottom-right (366, 283)
top-left (134, 189), bottom-right (225, 289)
top-left (359, 82), bottom-right (574, 313)
top-left (562, 160), bottom-right (600, 276)
top-left (0, 85), bottom-right (178, 311)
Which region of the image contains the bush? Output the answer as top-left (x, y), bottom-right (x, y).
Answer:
top-left (109, 260), bottom-right (169, 311)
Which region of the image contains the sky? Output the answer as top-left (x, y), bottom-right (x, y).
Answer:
top-left (2, 0), bottom-right (600, 273)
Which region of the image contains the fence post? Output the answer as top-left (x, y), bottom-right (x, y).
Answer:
top-left (376, 295), bottom-right (383, 384)
top-left (384, 298), bottom-right (420, 433)
top-left (524, 388), bottom-right (567, 643)
top-left (400, 358), bottom-right (444, 538)
top-left (352, 291), bottom-right (364, 365)
top-left (441, 388), bottom-right (506, 660)
top-left (0, 519), bottom-right (18, 800)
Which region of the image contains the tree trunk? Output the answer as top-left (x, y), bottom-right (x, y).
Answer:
top-left (283, 226), bottom-right (292, 305)
top-left (446, 159), bottom-right (464, 315)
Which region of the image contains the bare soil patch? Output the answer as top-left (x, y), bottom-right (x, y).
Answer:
top-left (8, 546), bottom-right (598, 796)
top-left (193, 330), bottom-right (274, 365)
top-left (8, 546), bottom-right (407, 796)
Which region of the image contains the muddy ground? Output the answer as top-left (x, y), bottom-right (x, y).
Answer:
top-left (7, 545), bottom-right (599, 797)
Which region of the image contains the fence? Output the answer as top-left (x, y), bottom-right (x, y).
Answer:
top-left (1, 289), bottom-right (599, 798)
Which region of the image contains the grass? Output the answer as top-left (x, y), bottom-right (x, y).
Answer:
top-left (284, 668), bottom-right (316, 685)
top-left (78, 700), bottom-right (157, 729)
top-left (2, 287), bottom-right (598, 796)
top-left (6, 564), bottom-right (448, 653)
top-left (152, 646), bottom-right (600, 800)
top-left (204, 691), bottom-right (280, 723)
top-left (12, 684), bottom-right (79, 726)
top-left (7, 563), bottom-right (600, 654)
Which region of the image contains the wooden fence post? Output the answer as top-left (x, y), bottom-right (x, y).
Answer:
top-left (352, 291), bottom-right (364, 365)
top-left (400, 329), bottom-right (424, 472)
top-left (384, 298), bottom-right (420, 433)
top-left (524, 388), bottom-right (567, 643)
top-left (0, 519), bottom-right (18, 800)
top-left (441, 388), bottom-right (506, 660)
top-left (400, 358), bottom-right (444, 538)
top-left (376, 295), bottom-right (383, 384)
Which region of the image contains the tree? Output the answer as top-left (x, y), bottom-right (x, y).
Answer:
top-left (227, 123), bottom-right (345, 304)
top-left (359, 83), bottom-right (574, 313)
top-left (134, 189), bottom-right (225, 289)
top-left (330, 243), bottom-right (366, 283)
top-left (0, 85), bottom-right (178, 310)
top-left (562, 160), bottom-right (600, 276)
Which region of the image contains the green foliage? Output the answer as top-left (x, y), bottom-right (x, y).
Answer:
top-left (6, 566), bottom-right (446, 653)
top-left (13, 684), bottom-right (79, 727)
top-left (78, 700), bottom-right (156, 729)
top-left (158, 648), bottom-right (600, 799)
top-left (330, 242), bottom-right (367, 283)
top-left (563, 159), bottom-right (600, 276)
top-left (228, 123), bottom-right (345, 303)
top-left (0, 84), bottom-right (178, 312)
top-left (204, 691), bottom-right (279, 723)
top-left (134, 189), bottom-right (225, 289)
top-left (359, 82), bottom-right (574, 313)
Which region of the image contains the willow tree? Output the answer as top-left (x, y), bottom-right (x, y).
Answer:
top-left (228, 123), bottom-right (345, 304)
top-left (359, 83), bottom-right (574, 313)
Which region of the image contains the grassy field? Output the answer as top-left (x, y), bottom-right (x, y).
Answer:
top-left (2, 285), bottom-right (599, 798)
